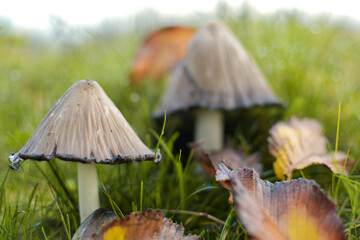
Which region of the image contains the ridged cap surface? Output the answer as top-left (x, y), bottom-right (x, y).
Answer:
top-left (155, 20), bottom-right (280, 117)
top-left (9, 79), bottom-right (160, 169)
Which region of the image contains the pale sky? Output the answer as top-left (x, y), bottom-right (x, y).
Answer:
top-left (1, 0), bottom-right (359, 31)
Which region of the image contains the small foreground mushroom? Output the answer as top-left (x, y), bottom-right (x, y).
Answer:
top-left (217, 165), bottom-right (345, 240)
top-left (155, 20), bottom-right (281, 151)
top-left (9, 80), bottom-right (161, 222)
top-left (90, 209), bottom-right (199, 240)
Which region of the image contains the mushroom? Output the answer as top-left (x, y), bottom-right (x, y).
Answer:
top-left (9, 79), bottom-right (161, 222)
top-left (154, 20), bottom-right (281, 151)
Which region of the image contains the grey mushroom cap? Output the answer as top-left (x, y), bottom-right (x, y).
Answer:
top-left (154, 20), bottom-right (281, 118)
top-left (9, 79), bottom-right (161, 169)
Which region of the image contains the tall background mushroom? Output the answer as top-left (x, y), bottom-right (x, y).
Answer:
top-left (155, 20), bottom-right (281, 152)
top-left (9, 79), bottom-right (161, 222)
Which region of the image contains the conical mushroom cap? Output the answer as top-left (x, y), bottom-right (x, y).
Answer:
top-left (155, 20), bottom-right (280, 117)
top-left (9, 79), bottom-right (160, 168)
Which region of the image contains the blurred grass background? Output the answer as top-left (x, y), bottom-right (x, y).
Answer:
top-left (0, 5), bottom-right (360, 239)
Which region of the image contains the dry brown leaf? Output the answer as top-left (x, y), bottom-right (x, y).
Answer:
top-left (189, 141), bottom-right (262, 186)
top-left (189, 141), bottom-right (262, 202)
top-left (130, 26), bottom-right (195, 84)
top-left (268, 117), bottom-right (354, 180)
top-left (90, 209), bottom-right (199, 240)
top-left (218, 166), bottom-right (345, 240)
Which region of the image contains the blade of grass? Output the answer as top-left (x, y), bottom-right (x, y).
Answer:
top-left (47, 161), bottom-right (77, 212)
top-left (153, 110), bottom-right (166, 161)
top-left (0, 168), bottom-right (10, 194)
top-left (48, 183), bottom-right (72, 240)
top-left (177, 151), bottom-right (186, 205)
top-left (349, 158), bottom-right (360, 175)
top-left (219, 207), bottom-right (235, 240)
top-left (101, 182), bottom-right (124, 218)
top-left (173, 186), bottom-right (218, 217)
top-left (334, 149), bottom-right (350, 199)
top-left (332, 103), bottom-right (341, 201)
top-left (140, 180), bottom-right (143, 212)
top-left (164, 209), bottom-right (225, 225)
top-left (29, 195), bottom-right (38, 240)
top-left (149, 129), bottom-right (176, 162)
top-left (144, 111), bottom-right (166, 198)
top-left (41, 227), bottom-right (49, 240)
top-left (23, 183), bottom-right (38, 240)
top-left (35, 163), bottom-right (69, 208)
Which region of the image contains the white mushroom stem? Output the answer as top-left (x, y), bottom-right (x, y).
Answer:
top-left (194, 109), bottom-right (224, 152)
top-left (77, 162), bottom-right (100, 222)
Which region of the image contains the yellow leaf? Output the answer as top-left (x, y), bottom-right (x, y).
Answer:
top-left (287, 212), bottom-right (323, 240)
top-left (103, 226), bottom-right (125, 240)
top-left (268, 117), bottom-right (353, 179)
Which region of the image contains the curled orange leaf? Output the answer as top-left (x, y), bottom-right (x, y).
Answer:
top-left (217, 165), bottom-right (345, 240)
top-left (90, 209), bottom-right (199, 240)
top-left (268, 117), bottom-right (354, 180)
top-left (130, 26), bottom-right (195, 84)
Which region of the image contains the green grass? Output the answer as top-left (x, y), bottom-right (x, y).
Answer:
top-left (1, 7), bottom-right (360, 239)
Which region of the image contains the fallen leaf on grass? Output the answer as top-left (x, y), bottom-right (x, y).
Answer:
top-left (189, 141), bottom-right (262, 180)
top-left (268, 117), bottom-right (353, 180)
top-left (130, 26), bottom-right (195, 84)
top-left (189, 141), bottom-right (262, 202)
top-left (217, 165), bottom-right (345, 240)
top-left (90, 209), bottom-right (199, 240)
